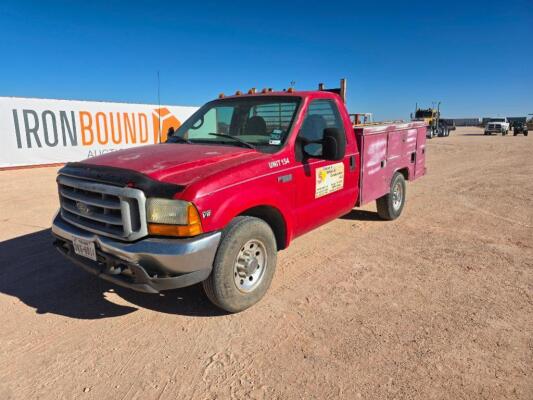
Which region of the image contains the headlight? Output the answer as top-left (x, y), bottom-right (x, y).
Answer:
top-left (146, 198), bottom-right (203, 237)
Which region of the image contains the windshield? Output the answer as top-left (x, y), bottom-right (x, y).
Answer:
top-left (415, 109), bottom-right (434, 118)
top-left (171, 96), bottom-right (301, 152)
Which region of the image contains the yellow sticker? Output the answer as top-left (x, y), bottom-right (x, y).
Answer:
top-left (315, 162), bottom-right (344, 198)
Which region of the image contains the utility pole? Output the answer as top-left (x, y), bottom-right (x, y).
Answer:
top-left (157, 71), bottom-right (161, 143)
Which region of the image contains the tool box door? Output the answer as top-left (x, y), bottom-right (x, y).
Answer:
top-left (414, 126), bottom-right (427, 178)
top-left (359, 131), bottom-right (389, 205)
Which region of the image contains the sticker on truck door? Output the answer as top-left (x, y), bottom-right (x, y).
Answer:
top-left (315, 162), bottom-right (344, 198)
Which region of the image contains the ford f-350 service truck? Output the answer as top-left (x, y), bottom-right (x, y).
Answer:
top-left (52, 82), bottom-right (427, 312)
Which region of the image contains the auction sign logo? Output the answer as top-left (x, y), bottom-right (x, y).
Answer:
top-left (0, 97), bottom-right (197, 167)
top-left (12, 107), bottom-right (180, 150)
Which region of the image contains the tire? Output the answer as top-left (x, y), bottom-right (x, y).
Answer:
top-left (376, 172), bottom-right (406, 220)
top-left (525, 132), bottom-right (529, 136)
top-left (202, 216), bottom-right (277, 313)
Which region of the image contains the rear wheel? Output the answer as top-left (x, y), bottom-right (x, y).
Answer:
top-left (202, 216), bottom-right (277, 313)
top-left (376, 172), bottom-right (406, 220)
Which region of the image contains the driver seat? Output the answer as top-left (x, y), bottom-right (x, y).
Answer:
top-left (245, 116), bottom-right (267, 136)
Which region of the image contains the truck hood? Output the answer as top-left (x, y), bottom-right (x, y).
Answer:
top-left (81, 143), bottom-right (265, 186)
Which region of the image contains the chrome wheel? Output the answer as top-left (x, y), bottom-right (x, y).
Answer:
top-left (392, 181), bottom-right (403, 210)
top-left (233, 239), bottom-right (267, 292)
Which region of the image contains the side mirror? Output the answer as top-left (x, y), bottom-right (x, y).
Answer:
top-left (322, 128), bottom-right (345, 161)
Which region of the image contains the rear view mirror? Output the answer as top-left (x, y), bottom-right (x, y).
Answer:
top-left (322, 128), bottom-right (345, 161)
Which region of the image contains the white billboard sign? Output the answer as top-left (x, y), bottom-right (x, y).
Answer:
top-left (0, 97), bottom-right (198, 168)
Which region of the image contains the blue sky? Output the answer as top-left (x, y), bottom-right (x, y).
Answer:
top-left (0, 0), bottom-right (532, 120)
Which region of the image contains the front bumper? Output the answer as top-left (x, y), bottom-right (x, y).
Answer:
top-left (52, 214), bottom-right (221, 293)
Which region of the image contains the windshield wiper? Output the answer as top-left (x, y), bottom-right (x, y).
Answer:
top-left (167, 135), bottom-right (192, 144)
top-left (208, 133), bottom-right (255, 149)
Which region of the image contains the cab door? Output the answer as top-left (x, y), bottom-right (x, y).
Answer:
top-left (293, 98), bottom-right (358, 236)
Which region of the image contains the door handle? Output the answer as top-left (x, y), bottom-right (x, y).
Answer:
top-left (349, 155), bottom-right (355, 171)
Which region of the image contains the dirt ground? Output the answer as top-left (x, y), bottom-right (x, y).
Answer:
top-left (0, 127), bottom-right (531, 400)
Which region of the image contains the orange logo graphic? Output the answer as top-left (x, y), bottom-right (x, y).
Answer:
top-left (152, 108), bottom-right (181, 143)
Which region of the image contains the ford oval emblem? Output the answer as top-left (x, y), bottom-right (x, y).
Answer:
top-left (76, 202), bottom-right (91, 215)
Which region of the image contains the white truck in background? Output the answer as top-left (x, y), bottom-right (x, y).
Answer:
top-left (484, 118), bottom-right (510, 136)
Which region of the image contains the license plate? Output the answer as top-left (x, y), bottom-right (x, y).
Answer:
top-left (72, 238), bottom-right (97, 261)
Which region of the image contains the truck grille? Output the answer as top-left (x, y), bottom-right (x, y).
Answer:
top-left (57, 175), bottom-right (147, 241)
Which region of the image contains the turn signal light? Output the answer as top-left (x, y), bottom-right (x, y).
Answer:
top-left (148, 204), bottom-right (203, 237)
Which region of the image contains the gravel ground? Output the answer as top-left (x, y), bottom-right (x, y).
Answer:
top-left (0, 126), bottom-right (531, 399)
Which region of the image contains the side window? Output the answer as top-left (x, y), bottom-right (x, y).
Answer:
top-left (299, 99), bottom-right (344, 156)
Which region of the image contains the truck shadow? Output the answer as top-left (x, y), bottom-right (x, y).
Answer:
top-left (0, 229), bottom-right (225, 320)
top-left (340, 209), bottom-right (382, 221)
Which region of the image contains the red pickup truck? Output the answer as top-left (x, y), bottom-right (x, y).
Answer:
top-left (52, 82), bottom-right (426, 312)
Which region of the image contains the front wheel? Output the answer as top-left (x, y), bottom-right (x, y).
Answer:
top-left (376, 172), bottom-right (406, 220)
top-left (202, 216), bottom-right (277, 313)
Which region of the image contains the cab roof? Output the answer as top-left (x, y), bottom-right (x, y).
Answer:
top-left (219, 90), bottom-right (342, 101)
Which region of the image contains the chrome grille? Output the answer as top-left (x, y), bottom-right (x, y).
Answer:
top-left (57, 175), bottom-right (147, 241)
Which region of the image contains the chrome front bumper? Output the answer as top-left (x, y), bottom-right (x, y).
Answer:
top-left (51, 213), bottom-right (221, 293)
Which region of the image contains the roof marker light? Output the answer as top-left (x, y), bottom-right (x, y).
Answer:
top-left (218, 93), bottom-right (225, 98)
top-left (235, 90), bottom-right (242, 96)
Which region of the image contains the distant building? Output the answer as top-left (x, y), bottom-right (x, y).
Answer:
top-left (482, 116), bottom-right (527, 125)
top-left (507, 116), bottom-right (527, 125)
top-left (449, 118), bottom-right (481, 126)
